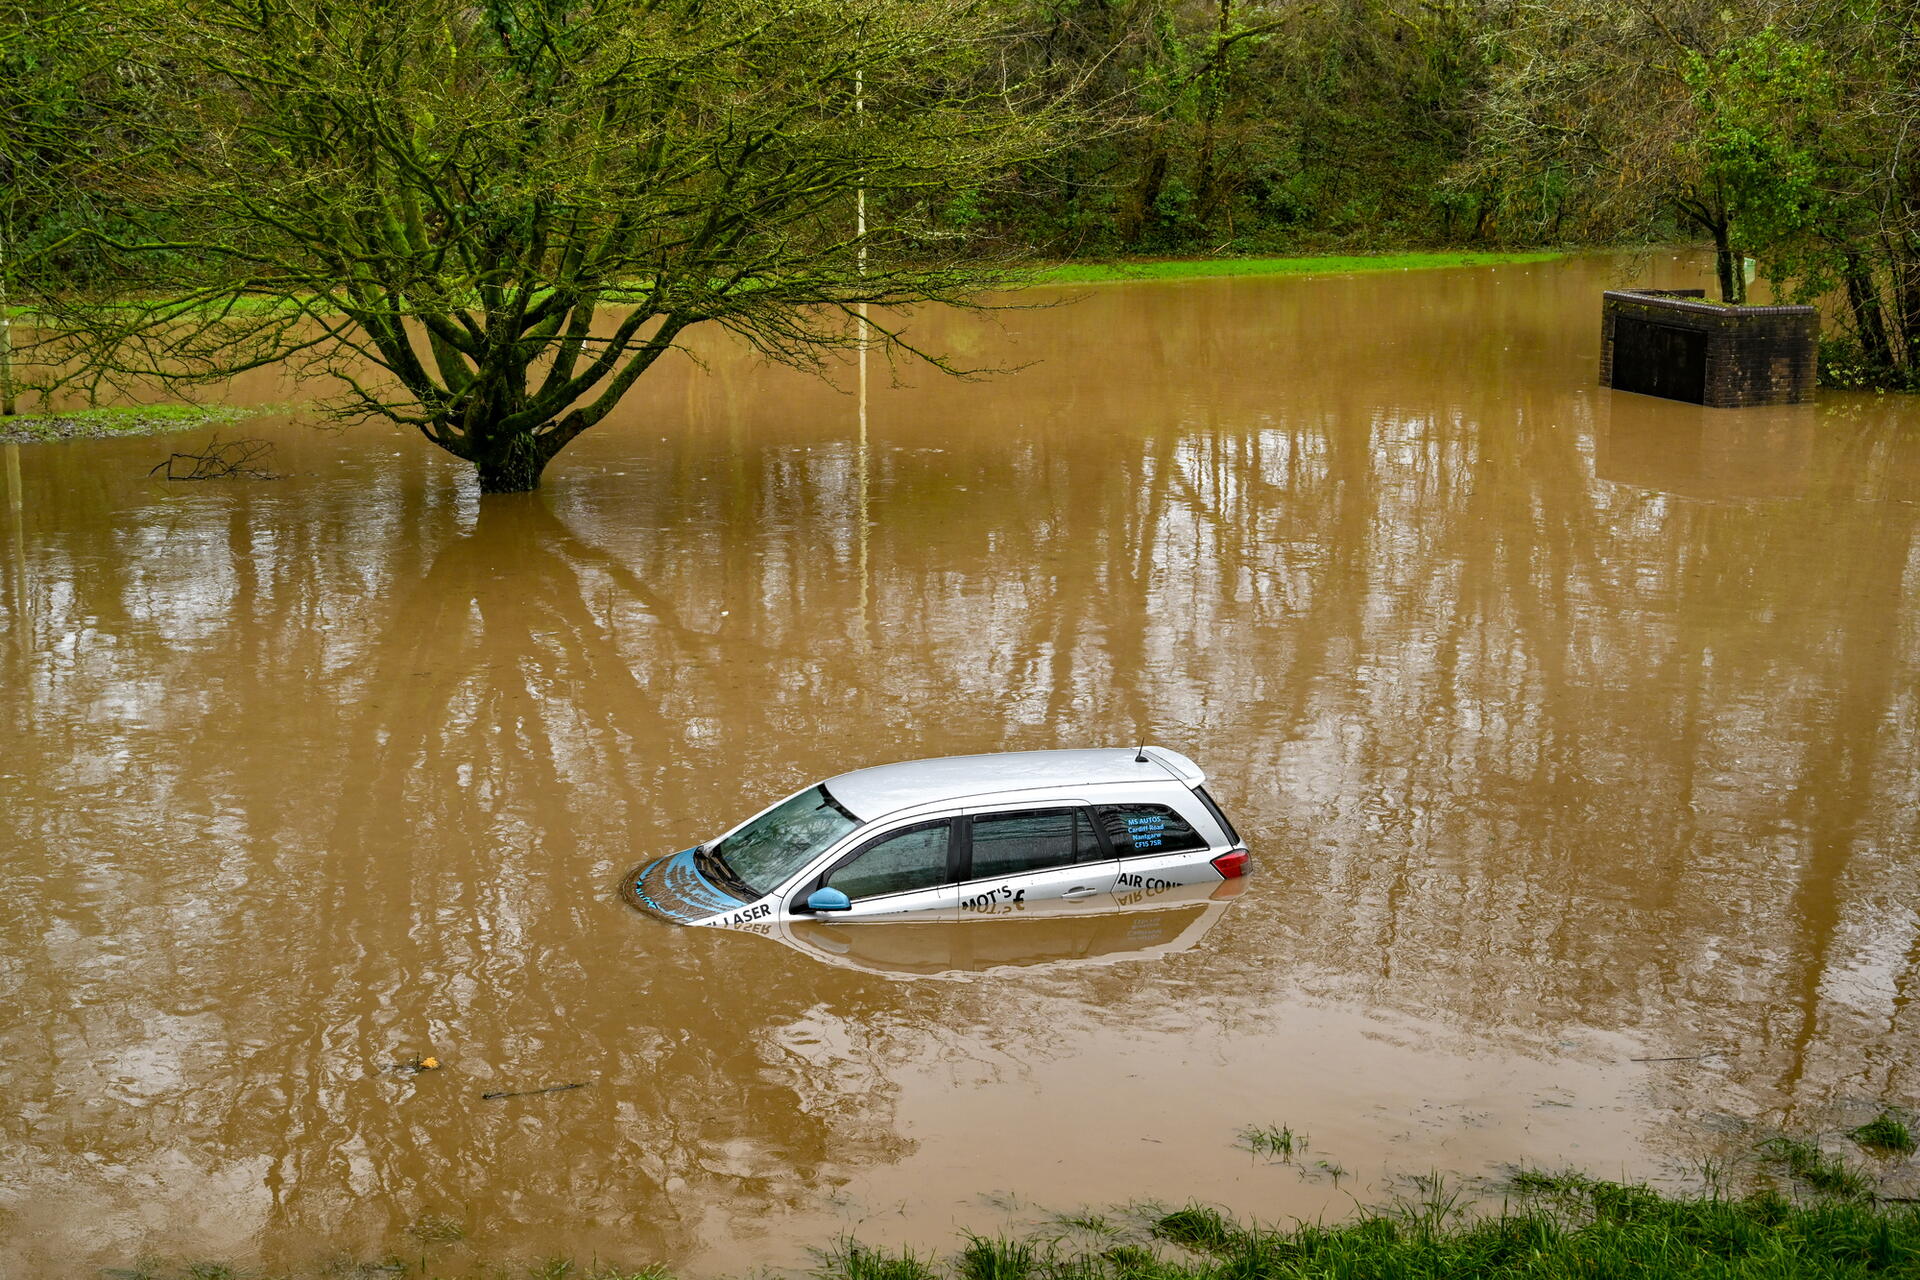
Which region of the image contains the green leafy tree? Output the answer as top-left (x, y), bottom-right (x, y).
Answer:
top-left (1690, 14), bottom-right (1920, 386)
top-left (57, 0), bottom-right (1069, 491)
top-left (1450, 1), bottom-right (1767, 301)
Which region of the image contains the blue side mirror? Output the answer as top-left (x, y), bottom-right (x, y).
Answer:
top-left (806, 887), bottom-right (852, 913)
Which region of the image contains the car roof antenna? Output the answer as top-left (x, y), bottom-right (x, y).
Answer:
top-left (1134, 742), bottom-right (1149, 763)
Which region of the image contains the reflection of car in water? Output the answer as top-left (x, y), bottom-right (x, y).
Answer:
top-left (773, 878), bottom-right (1247, 978)
top-left (622, 747), bottom-right (1249, 929)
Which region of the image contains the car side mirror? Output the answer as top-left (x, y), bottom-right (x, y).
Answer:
top-left (805, 887), bottom-right (852, 913)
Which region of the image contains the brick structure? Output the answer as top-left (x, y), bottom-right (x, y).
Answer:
top-left (1600, 289), bottom-right (1818, 407)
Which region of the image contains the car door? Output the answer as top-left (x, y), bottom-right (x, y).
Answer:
top-left (956, 804), bottom-right (1118, 912)
top-left (805, 818), bottom-right (962, 919)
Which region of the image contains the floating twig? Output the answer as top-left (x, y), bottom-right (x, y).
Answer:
top-left (1630, 1050), bottom-right (1731, 1063)
top-left (148, 434), bottom-right (274, 481)
top-left (481, 1081), bottom-right (590, 1100)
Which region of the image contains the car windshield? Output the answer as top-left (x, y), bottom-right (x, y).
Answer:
top-left (709, 785), bottom-right (860, 897)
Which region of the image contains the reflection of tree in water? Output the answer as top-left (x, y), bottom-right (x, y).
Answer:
top-left (842, 273), bottom-right (1920, 1131)
top-left (1074, 358), bottom-right (1920, 1127)
top-left (256, 496), bottom-right (935, 1259)
top-left (0, 479), bottom-right (956, 1267)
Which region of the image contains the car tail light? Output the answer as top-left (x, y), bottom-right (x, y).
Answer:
top-left (1210, 848), bottom-right (1249, 879)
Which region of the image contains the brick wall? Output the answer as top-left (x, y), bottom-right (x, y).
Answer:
top-left (1600, 291), bottom-right (1818, 408)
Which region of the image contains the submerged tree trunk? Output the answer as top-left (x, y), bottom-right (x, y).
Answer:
top-left (1712, 223), bottom-right (1746, 305)
top-left (467, 430), bottom-right (560, 494)
top-left (1897, 249), bottom-right (1920, 384)
top-left (1844, 253), bottom-right (1896, 375)
top-left (1672, 193), bottom-right (1743, 304)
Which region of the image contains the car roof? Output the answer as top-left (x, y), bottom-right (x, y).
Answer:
top-left (823, 746), bottom-right (1205, 821)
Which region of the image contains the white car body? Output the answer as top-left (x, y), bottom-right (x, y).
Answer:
top-left (770, 878), bottom-right (1248, 978)
top-left (622, 747), bottom-right (1249, 928)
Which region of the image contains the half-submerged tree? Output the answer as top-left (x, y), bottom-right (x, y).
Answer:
top-left (62, 0), bottom-right (1068, 491)
top-left (1689, 15), bottom-right (1920, 388)
top-left (1, 1), bottom-right (160, 415)
top-left (1447, 0), bottom-right (1762, 304)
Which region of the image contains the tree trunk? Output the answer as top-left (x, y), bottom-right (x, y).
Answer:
top-left (1, 241), bottom-right (15, 417)
top-left (0, 314), bottom-right (14, 417)
top-left (1193, 0), bottom-right (1234, 231)
top-left (473, 431), bottom-right (556, 494)
top-left (1470, 192), bottom-right (1493, 241)
top-left (1844, 253), bottom-right (1896, 375)
top-left (1896, 249), bottom-right (1920, 385)
top-left (1124, 151), bottom-right (1168, 247)
top-left (1712, 223), bottom-right (1745, 305)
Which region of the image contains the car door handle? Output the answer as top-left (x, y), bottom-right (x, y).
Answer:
top-left (1062, 886), bottom-right (1099, 900)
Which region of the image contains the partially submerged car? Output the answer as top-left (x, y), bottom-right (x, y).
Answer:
top-left (622, 747), bottom-right (1248, 928)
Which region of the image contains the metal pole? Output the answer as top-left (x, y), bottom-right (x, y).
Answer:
top-left (854, 65), bottom-right (871, 639)
top-left (0, 232), bottom-right (16, 417)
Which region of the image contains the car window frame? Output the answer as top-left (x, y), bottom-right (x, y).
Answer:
top-left (955, 802), bottom-right (1112, 883)
top-left (803, 814), bottom-right (964, 905)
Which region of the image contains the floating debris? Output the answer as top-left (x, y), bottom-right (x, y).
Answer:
top-left (481, 1081), bottom-right (590, 1101)
top-left (148, 434), bottom-right (275, 481)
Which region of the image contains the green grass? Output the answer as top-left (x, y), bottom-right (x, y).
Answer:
top-left (1024, 250), bottom-right (1565, 286)
top-left (0, 402), bottom-right (249, 444)
top-left (1850, 1112), bottom-right (1916, 1156)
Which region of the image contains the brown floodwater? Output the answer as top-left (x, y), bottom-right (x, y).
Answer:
top-left (3, 252), bottom-right (1919, 1275)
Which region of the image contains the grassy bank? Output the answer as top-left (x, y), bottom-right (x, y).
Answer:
top-left (1025, 250), bottom-right (1566, 286)
top-left (0, 403), bottom-right (250, 444)
top-left (106, 1171), bottom-right (1920, 1279)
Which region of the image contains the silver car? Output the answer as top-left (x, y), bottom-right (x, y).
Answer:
top-left (622, 747), bottom-right (1248, 928)
top-left (773, 878), bottom-right (1248, 977)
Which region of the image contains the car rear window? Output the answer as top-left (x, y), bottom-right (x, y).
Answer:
top-left (1094, 803), bottom-right (1209, 856)
top-left (968, 808), bottom-right (1102, 879)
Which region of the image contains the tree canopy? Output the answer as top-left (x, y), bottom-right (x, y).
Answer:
top-left (48, 0), bottom-right (1071, 490)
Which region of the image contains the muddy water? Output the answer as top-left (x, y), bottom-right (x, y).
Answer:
top-left (4, 252), bottom-right (1919, 1274)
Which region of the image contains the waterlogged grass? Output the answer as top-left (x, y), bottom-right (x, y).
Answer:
top-left (1850, 1112), bottom-right (1917, 1156)
top-left (1025, 250), bottom-right (1565, 286)
top-left (100, 1136), bottom-right (1920, 1280)
top-left (0, 402), bottom-right (249, 444)
top-left (101, 1179), bottom-right (1920, 1280)
top-left (1239, 1123), bottom-right (1306, 1162)
top-left (1759, 1136), bottom-right (1876, 1200)
top-left (879, 1181), bottom-right (1920, 1280)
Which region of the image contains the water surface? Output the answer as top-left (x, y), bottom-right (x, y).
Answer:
top-left (3, 253), bottom-right (1918, 1273)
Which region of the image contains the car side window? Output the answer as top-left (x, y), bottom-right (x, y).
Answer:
top-left (1094, 803), bottom-right (1209, 856)
top-left (826, 821), bottom-right (952, 901)
top-left (968, 808), bottom-right (1103, 879)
